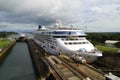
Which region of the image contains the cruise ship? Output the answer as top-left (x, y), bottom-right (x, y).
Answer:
top-left (33, 20), bottom-right (102, 62)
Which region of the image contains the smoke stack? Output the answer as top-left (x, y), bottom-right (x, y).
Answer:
top-left (38, 25), bottom-right (41, 30)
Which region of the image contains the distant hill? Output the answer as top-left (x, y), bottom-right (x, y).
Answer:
top-left (0, 31), bottom-right (17, 38)
top-left (86, 32), bottom-right (120, 45)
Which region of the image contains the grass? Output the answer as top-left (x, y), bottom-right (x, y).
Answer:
top-left (0, 39), bottom-right (11, 48)
top-left (95, 45), bottom-right (119, 53)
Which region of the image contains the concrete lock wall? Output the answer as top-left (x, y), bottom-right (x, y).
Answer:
top-left (0, 40), bottom-right (16, 62)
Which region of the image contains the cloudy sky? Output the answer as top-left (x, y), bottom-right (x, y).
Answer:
top-left (0, 0), bottom-right (120, 32)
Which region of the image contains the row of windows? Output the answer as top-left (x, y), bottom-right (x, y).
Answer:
top-left (38, 31), bottom-right (85, 35)
top-left (61, 38), bottom-right (84, 41)
top-left (53, 36), bottom-right (86, 38)
top-left (64, 42), bottom-right (89, 45)
top-left (53, 31), bottom-right (85, 35)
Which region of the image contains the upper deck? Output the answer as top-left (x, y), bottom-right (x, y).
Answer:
top-left (36, 20), bottom-right (86, 37)
top-left (36, 28), bottom-right (86, 37)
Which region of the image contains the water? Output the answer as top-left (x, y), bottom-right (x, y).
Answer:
top-left (0, 42), bottom-right (37, 80)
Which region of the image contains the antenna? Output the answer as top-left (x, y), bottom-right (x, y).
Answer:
top-left (55, 19), bottom-right (62, 27)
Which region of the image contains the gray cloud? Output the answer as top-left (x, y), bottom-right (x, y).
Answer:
top-left (0, 0), bottom-right (82, 24)
top-left (0, 0), bottom-right (120, 32)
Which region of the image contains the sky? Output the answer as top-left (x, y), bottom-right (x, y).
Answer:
top-left (0, 0), bottom-right (120, 32)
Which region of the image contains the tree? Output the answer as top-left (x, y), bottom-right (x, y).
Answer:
top-left (114, 42), bottom-right (120, 48)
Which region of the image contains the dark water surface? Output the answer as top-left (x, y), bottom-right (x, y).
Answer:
top-left (0, 42), bottom-right (36, 80)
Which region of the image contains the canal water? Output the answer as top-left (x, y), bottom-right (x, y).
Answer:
top-left (0, 42), bottom-right (37, 80)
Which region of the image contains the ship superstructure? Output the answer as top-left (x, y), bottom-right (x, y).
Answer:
top-left (33, 20), bottom-right (102, 62)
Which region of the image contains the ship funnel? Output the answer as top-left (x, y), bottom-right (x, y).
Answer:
top-left (38, 25), bottom-right (42, 30)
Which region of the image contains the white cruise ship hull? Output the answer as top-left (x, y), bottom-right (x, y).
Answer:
top-left (34, 38), bottom-right (102, 63)
top-left (33, 20), bottom-right (102, 63)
